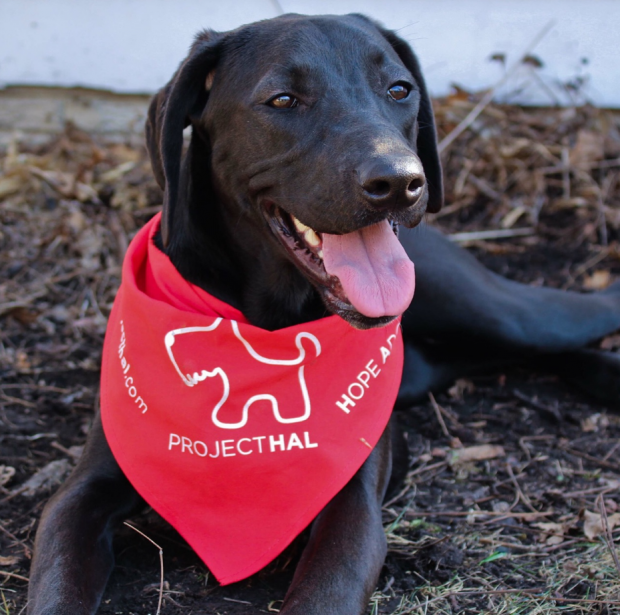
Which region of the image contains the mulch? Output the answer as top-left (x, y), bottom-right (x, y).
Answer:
top-left (1, 92), bottom-right (620, 614)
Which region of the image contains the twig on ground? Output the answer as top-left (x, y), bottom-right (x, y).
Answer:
top-left (428, 393), bottom-right (451, 439)
top-left (383, 482), bottom-right (414, 509)
top-left (433, 198), bottom-right (472, 219)
top-left (603, 440), bottom-right (620, 462)
top-left (408, 460), bottom-right (448, 479)
top-left (0, 291), bottom-right (48, 317)
top-left (564, 246), bottom-right (611, 288)
top-left (124, 522), bottom-right (164, 615)
top-left (0, 521), bottom-right (31, 558)
top-left (0, 394), bottom-right (37, 410)
top-left (407, 510), bottom-right (553, 519)
top-left (561, 446), bottom-right (620, 473)
top-left (558, 485), bottom-right (617, 499)
top-left (223, 597), bottom-right (253, 605)
top-left (448, 228), bottom-right (535, 243)
top-left (561, 145), bottom-right (571, 200)
top-left (506, 463), bottom-right (538, 513)
top-left (513, 390), bottom-right (562, 422)
top-left (0, 570), bottom-right (29, 583)
top-left (597, 494), bottom-right (620, 576)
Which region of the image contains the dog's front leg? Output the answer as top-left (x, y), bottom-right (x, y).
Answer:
top-left (279, 422), bottom-right (392, 615)
top-left (28, 415), bottom-right (141, 615)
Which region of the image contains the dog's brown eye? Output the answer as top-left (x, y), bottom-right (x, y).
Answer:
top-left (388, 83), bottom-right (409, 101)
top-left (268, 94), bottom-right (298, 109)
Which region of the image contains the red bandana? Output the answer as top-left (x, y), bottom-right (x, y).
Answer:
top-left (101, 213), bottom-right (404, 585)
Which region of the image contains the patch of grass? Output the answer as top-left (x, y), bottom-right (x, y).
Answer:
top-left (371, 540), bottom-right (620, 614)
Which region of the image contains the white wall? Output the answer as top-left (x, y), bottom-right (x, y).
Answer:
top-left (1, 0), bottom-right (618, 106)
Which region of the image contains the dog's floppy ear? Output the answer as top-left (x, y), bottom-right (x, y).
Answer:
top-left (362, 21), bottom-right (443, 213)
top-left (145, 31), bottom-right (223, 247)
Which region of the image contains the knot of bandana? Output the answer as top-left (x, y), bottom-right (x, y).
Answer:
top-left (101, 213), bottom-right (404, 584)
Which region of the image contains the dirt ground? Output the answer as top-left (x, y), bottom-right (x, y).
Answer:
top-left (1, 97), bottom-right (620, 614)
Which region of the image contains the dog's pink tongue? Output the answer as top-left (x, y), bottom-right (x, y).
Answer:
top-left (322, 220), bottom-right (415, 318)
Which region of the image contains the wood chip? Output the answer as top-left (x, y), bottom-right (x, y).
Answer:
top-left (450, 445), bottom-right (506, 465)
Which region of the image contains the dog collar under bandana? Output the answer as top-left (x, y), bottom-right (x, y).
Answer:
top-left (101, 213), bottom-right (404, 584)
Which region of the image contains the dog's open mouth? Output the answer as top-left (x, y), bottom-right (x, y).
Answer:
top-left (267, 207), bottom-right (416, 327)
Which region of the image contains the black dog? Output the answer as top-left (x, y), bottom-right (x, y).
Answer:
top-left (28, 13), bottom-right (620, 615)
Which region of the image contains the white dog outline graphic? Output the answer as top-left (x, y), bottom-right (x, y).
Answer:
top-left (164, 320), bottom-right (322, 430)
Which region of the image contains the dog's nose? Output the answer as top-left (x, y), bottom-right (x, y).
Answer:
top-left (359, 158), bottom-right (426, 210)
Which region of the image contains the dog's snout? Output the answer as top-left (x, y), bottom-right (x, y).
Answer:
top-left (359, 158), bottom-right (426, 210)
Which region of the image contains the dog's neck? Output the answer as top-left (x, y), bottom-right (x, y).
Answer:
top-left (157, 137), bottom-right (327, 331)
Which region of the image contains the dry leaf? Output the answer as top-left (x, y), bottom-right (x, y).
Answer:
top-left (75, 181), bottom-right (100, 203)
top-left (66, 202), bottom-right (88, 233)
top-left (499, 138), bottom-right (531, 158)
top-left (0, 464), bottom-right (16, 486)
top-left (501, 206), bottom-right (527, 229)
top-left (581, 412), bottom-right (610, 433)
top-left (15, 349), bottom-right (31, 371)
top-left (107, 143), bottom-right (142, 163)
top-left (553, 197), bottom-right (589, 208)
top-left (0, 555), bottom-right (20, 567)
top-left (492, 500), bottom-right (510, 513)
top-left (450, 437), bottom-right (463, 449)
top-left (30, 167), bottom-right (100, 204)
top-left (466, 511), bottom-right (488, 524)
top-left (570, 130), bottom-right (605, 169)
top-left (582, 270), bottom-right (612, 291)
top-left (448, 379), bottom-right (475, 401)
top-left (522, 54), bottom-right (544, 69)
top-left (532, 520), bottom-right (574, 545)
top-left (562, 560), bottom-right (578, 574)
top-left (450, 444), bottom-right (505, 465)
top-left (15, 459), bottom-right (71, 497)
top-left (76, 226), bottom-right (105, 271)
top-left (600, 334), bottom-right (620, 351)
top-left (99, 161), bottom-right (137, 183)
top-left (0, 175), bottom-right (24, 199)
top-left (604, 499), bottom-right (619, 513)
top-left (601, 478), bottom-right (620, 490)
top-left (581, 509), bottom-right (620, 540)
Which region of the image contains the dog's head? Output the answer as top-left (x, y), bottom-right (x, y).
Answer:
top-left (146, 14), bottom-right (443, 330)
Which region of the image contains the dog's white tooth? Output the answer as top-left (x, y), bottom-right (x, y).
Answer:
top-left (293, 216), bottom-right (310, 234)
top-left (304, 228), bottom-right (321, 247)
top-left (317, 248), bottom-right (324, 260)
